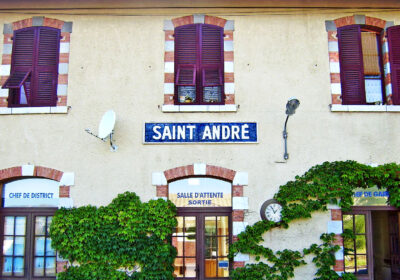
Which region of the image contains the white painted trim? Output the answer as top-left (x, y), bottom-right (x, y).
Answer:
top-left (59, 172), bottom-right (75, 186)
top-left (0, 88), bottom-right (9, 97)
top-left (152, 172), bottom-right (167, 186)
top-left (224, 41), bottom-right (234, 52)
top-left (165, 41), bottom-right (174, 52)
top-left (335, 246), bottom-right (344, 261)
top-left (233, 221), bottom-right (248, 235)
top-left (50, 106), bottom-right (68, 113)
top-left (347, 105), bottom-right (386, 112)
top-left (22, 165), bottom-right (35, 176)
top-left (224, 83), bottom-right (235, 94)
top-left (327, 221), bottom-right (343, 234)
top-left (162, 104), bottom-right (237, 112)
top-left (384, 62), bottom-right (391, 74)
top-left (0, 64), bottom-right (10, 75)
top-left (234, 253), bottom-right (250, 262)
top-left (330, 105), bottom-right (400, 112)
top-left (233, 197), bottom-right (248, 210)
top-left (58, 198), bottom-right (73, 208)
top-left (0, 108), bottom-right (12, 114)
top-left (58, 63), bottom-right (69, 75)
top-left (164, 62), bottom-right (174, 73)
top-left (193, 163), bottom-right (206, 175)
top-left (0, 107), bottom-right (68, 115)
top-left (329, 62), bottom-right (340, 74)
top-left (330, 83), bottom-right (341, 94)
top-left (3, 44), bottom-right (12, 55)
top-left (57, 84), bottom-right (68, 96)
top-left (224, 62), bottom-right (234, 73)
top-left (164, 83), bottom-right (174, 94)
top-left (233, 172), bottom-right (248, 186)
top-left (12, 107), bottom-right (51, 114)
top-left (328, 41), bottom-right (339, 52)
top-left (387, 105), bottom-right (400, 112)
top-left (59, 43), bottom-right (70, 53)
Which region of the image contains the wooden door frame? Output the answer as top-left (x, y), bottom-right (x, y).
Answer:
top-left (0, 207), bottom-right (57, 280)
top-left (176, 207), bottom-right (232, 280)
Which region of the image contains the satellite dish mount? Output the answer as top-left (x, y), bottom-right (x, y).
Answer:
top-left (85, 110), bottom-right (118, 151)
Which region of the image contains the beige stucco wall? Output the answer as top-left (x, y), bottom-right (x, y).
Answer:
top-left (0, 9), bottom-right (399, 278)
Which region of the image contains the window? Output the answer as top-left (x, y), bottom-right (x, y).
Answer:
top-left (2, 26), bottom-right (60, 107)
top-left (0, 208), bottom-right (57, 279)
top-left (174, 24), bottom-right (224, 105)
top-left (338, 25), bottom-right (386, 105)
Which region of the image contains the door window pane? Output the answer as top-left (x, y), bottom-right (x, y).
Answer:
top-left (14, 237), bottom-right (25, 256)
top-left (184, 237), bottom-right (196, 257)
top-left (217, 216), bottom-right (229, 236)
top-left (3, 237), bottom-right (14, 255)
top-left (184, 217), bottom-right (196, 236)
top-left (356, 255), bottom-right (368, 274)
top-left (205, 258), bottom-right (217, 277)
top-left (34, 257), bottom-right (44, 276)
top-left (218, 236), bottom-right (229, 256)
top-left (2, 257), bottom-right (12, 276)
top-left (35, 216), bottom-right (46, 235)
top-left (13, 257), bottom-right (24, 276)
top-left (343, 215), bottom-right (353, 231)
top-left (15, 217), bottom-right (26, 235)
top-left (205, 216), bottom-right (216, 235)
top-left (173, 257), bottom-right (184, 277)
top-left (4, 217), bottom-right (14, 235)
top-left (175, 216), bottom-right (183, 235)
top-left (45, 257), bottom-right (56, 276)
top-left (217, 257), bottom-right (230, 277)
top-left (35, 237), bottom-right (45, 256)
top-left (205, 236), bottom-right (217, 258)
top-left (172, 237), bottom-right (183, 256)
top-left (185, 258), bottom-right (196, 277)
top-left (355, 215), bottom-right (366, 234)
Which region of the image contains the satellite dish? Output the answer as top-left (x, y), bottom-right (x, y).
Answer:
top-left (98, 110), bottom-right (116, 139)
top-left (85, 110), bottom-right (118, 151)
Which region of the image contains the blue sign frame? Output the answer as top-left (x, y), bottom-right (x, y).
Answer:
top-left (144, 122), bottom-right (257, 144)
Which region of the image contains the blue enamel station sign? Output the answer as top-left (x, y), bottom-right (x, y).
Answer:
top-left (144, 122), bottom-right (257, 144)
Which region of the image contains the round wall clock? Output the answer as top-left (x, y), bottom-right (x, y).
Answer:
top-left (260, 199), bottom-right (283, 223)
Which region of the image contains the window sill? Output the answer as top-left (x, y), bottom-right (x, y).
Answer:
top-left (162, 104), bottom-right (237, 112)
top-left (0, 106), bottom-right (68, 114)
top-left (330, 105), bottom-right (400, 112)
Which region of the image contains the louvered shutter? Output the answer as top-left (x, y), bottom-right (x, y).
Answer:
top-left (32, 27), bottom-right (60, 106)
top-left (338, 25), bottom-right (366, 105)
top-left (201, 25), bottom-right (224, 103)
top-left (388, 26), bottom-right (400, 105)
top-left (175, 24), bottom-right (198, 103)
top-left (4, 28), bottom-right (35, 105)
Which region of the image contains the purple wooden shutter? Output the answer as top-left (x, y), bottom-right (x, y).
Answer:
top-left (338, 25), bottom-right (366, 105)
top-left (174, 24), bottom-right (198, 103)
top-left (32, 27), bottom-right (60, 106)
top-left (200, 24), bottom-right (224, 103)
top-left (388, 26), bottom-right (400, 105)
top-left (5, 28), bottom-right (35, 105)
top-left (176, 65), bottom-right (196, 86)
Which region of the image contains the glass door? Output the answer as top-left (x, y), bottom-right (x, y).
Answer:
top-left (343, 211), bottom-right (373, 280)
top-left (173, 209), bottom-right (231, 280)
top-left (0, 208), bottom-right (56, 280)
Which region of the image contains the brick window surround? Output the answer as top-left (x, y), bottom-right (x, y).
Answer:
top-left (326, 15), bottom-right (400, 112)
top-left (0, 17), bottom-right (72, 115)
top-left (0, 164), bottom-right (75, 274)
top-left (152, 163), bottom-right (249, 268)
top-left (162, 15), bottom-right (237, 112)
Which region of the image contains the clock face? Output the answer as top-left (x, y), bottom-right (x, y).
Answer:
top-left (260, 199), bottom-right (282, 222)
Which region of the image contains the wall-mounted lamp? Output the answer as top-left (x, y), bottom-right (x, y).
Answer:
top-left (283, 98), bottom-right (300, 160)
